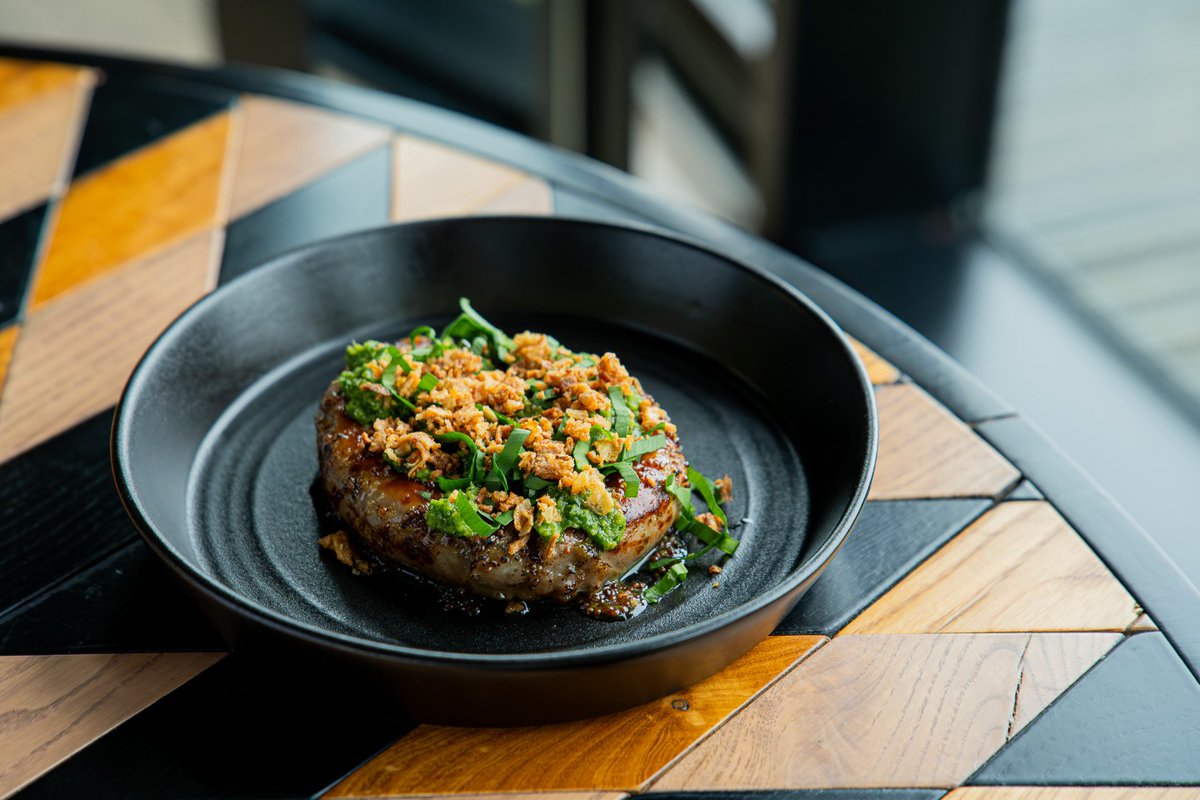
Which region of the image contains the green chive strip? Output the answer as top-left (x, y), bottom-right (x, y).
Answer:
top-left (437, 476), bottom-right (472, 491)
top-left (455, 491), bottom-right (498, 536)
top-left (644, 562), bottom-right (688, 603)
top-left (573, 439), bottom-right (590, 470)
top-left (682, 517), bottom-right (740, 555)
top-left (609, 460), bottom-right (640, 497)
top-left (494, 509), bottom-right (515, 526)
top-left (664, 474), bottom-right (695, 515)
top-left (623, 434), bottom-right (666, 462)
top-left (416, 372), bottom-right (439, 392)
top-left (494, 428), bottom-right (531, 474)
top-left (608, 386), bottom-right (633, 436)
top-left (687, 466), bottom-right (728, 526)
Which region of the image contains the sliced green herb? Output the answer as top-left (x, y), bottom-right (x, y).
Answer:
top-left (687, 466), bottom-right (728, 526)
top-left (437, 476), bottom-right (472, 492)
top-left (416, 372), bottom-right (439, 392)
top-left (609, 460), bottom-right (640, 498)
top-left (608, 386), bottom-right (633, 436)
top-left (494, 509), bottom-right (515, 526)
top-left (494, 428), bottom-right (531, 474)
top-left (442, 298), bottom-right (514, 362)
top-left (523, 475), bottom-right (553, 492)
top-left (455, 490), bottom-right (498, 536)
top-left (589, 424), bottom-right (611, 442)
top-left (682, 517), bottom-right (740, 555)
top-left (572, 439), bottom-right (590, 470)
top-left (644, 562), bottom-right (688, 604)
top-left (623, 434), bottom-right (666, 461)
top-left (664, 473), bottom-right (695, 515)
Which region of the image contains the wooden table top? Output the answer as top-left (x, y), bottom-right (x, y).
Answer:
top-left (0, 50), bottom-right (1198, 800)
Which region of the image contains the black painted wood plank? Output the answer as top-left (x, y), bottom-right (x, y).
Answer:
top-left (774, 499), bottom-right (991, 635)
top-left (647, 792), bottom-right (943, 800)
top-left (972, 632), bottom-right (1200, 784)
top-left (219, 144), bottom-right (392, 284)
top-left (976, 415), bottom-right (1200, 684)
top-left (72, 72), bottom-right (236, 178)
top-left (0, 540), bottom-right (222, 654)
top-left (0, 411), bottom-right (136, 618)
top-left (0, 203), bottom-right (49, 327)
top-left (14, 656), bottom-right (410, 800)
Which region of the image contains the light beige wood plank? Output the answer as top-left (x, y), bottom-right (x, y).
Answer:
top-left (946, 788), bottom-right (1200, 800)
top-left (229, 95), bottom-right (391, 219)
top-left (0, 60), bottom-right (91, 112)
top-left (842, 502), bottom-right (1141, 634)
top-left (473, 176), bottom-right (554, 216)
top-left (1010, 633), bottom-right (1121, 736)
top-left (869, 384), bottom-right (1019, 500)
top-left (0, 326), bottom-right (17, 396)
top-left (850, 338), bottom-right (900, 384)
top-left (325, 636), bottom-right (826, 796)
top-left (651, 633), bottom-right (1027, 789)
top-left (1127, 612), bottom-right (1158, 633)
top-left (0, 231), bottom-right (220, 463)
top-left (0, 652), bottom-right (222, 799)
top-left (30, 112), bottom-right (236, 309)
top-left (0, 73), bottom-right (93, 222)
top-left (392, 135), bottom-right (530, 222)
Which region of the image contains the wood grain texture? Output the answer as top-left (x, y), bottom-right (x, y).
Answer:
top-left (392, 135), bottom-right (530, 222)
top-left (842, 502), bottom-right (1141, 634)
top-left (0, 326), bottom-right (16, 394)
top-left (0, 651), bottom-right (222, 799)
top-left (1127, 613), bottom-right (1158, 633)
top-left (30, 112), bottom-right (236, 309)
top-left (850, 338), bottom-right (900, 384)
top-left (0, 60), bottom-right (90, 112)
top-left (333, 794), bottom-right (626, 800)
top-left (0, 232), bottom-right (220, 463)
top-left (651, 633), bottom-right (1027, 789)
top-left (946, 789), bottom-right (1200, 800)
top-left (325, 635), bottom-right (826, 797)
top-left (0, 73), bottom-right (93, 222)
top-left (870, 384), bottom-right (1020, 500)
top-left (228, 95), bottom-right (391, 220)
top-left (474, 176), bottom-right (554, 216)
top-left (1009, 633), bottom-right (1121, 736)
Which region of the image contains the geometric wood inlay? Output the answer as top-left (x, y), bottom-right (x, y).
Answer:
top-left (650, 633), bottom-right (1029, 790)
top-left (842, 502), bottom-right (1141, 635)
top-left (0, 70), bottom-right (94, 223)
top-left (0, 651), bottom-right (223, 799)
top-left (324, 636), bottom-right (826, 797)
top-left (1009, 633), bottom-right (1121, 736)
top-left (474, 176), bottom-right (554, 216)
top-left (29, 112), bottom-right (235, 309)
top-left (228, 95), bottom-right (391, 220)
top-left (0, 231), bottom-right (220, 463)
top-left (0, 326), bottom-right (16, 393)
top-left (392, 135), bottom-right (533, 222)
top-left (946, 788), bottom-right (1200, 800)
top-left (0, 60), bottom-right (90, 112)
top-left (1127, 613), bottom-right (1158, 633)
top-left (850, 337), bottom-right (901, 384)
top-left (869, 384), bottom-right (1019, 500)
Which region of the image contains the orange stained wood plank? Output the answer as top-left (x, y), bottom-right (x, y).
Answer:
top-left (0, 326), bottom-right (17, 393)
top-left (332, 794), bottom-right (626, 800)
top-left (946, 789), bottom-right (1200, 800)
top-left (869, 383), bottom-right (1019, 500)
top-left (842, 502), bottom-right (1140, 635)
top-left (325, 635), bottom-right (826, 797)
top-left (651, 633), bottom-right (1028, 790)
top-left (0, 652), bottom-right (222, 799)
top-left (228, 95), bottom-right (391, 219)
top-left (0, 72), bottom-right (94, 223)
top-left (30, 111), bottom-right (237, 309)
top-left (392, 135), bottom-right (531, 222)
top-left (0, 59), bottom-right (91, 111)
top-left (1009, 633), bottom-right (1121, 736)
top-left (850, 338), bottom-right (900, 384)
top-left (0, 231), bottom-right (220, 463)
top-left (474, 176), bottom-right (554, 216)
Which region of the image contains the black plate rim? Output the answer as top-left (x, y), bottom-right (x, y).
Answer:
top-left (111, 215), bottom-right (878, 668)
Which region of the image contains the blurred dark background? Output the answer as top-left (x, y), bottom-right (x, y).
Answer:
top-left (3, 0), bottom-right (1199, 581)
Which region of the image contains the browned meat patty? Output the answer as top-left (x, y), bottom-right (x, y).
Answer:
top-left (316, 385), bottom-right (684, 602)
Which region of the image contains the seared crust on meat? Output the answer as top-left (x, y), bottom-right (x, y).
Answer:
top-left (317, 386), bottom-right (683, 602)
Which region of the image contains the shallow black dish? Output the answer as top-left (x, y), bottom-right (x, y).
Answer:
top-left (112, 217), bottom-right (876, 725)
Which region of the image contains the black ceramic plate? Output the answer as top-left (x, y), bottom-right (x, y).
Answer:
top-left (112, 217), bottom-right (876, 725)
